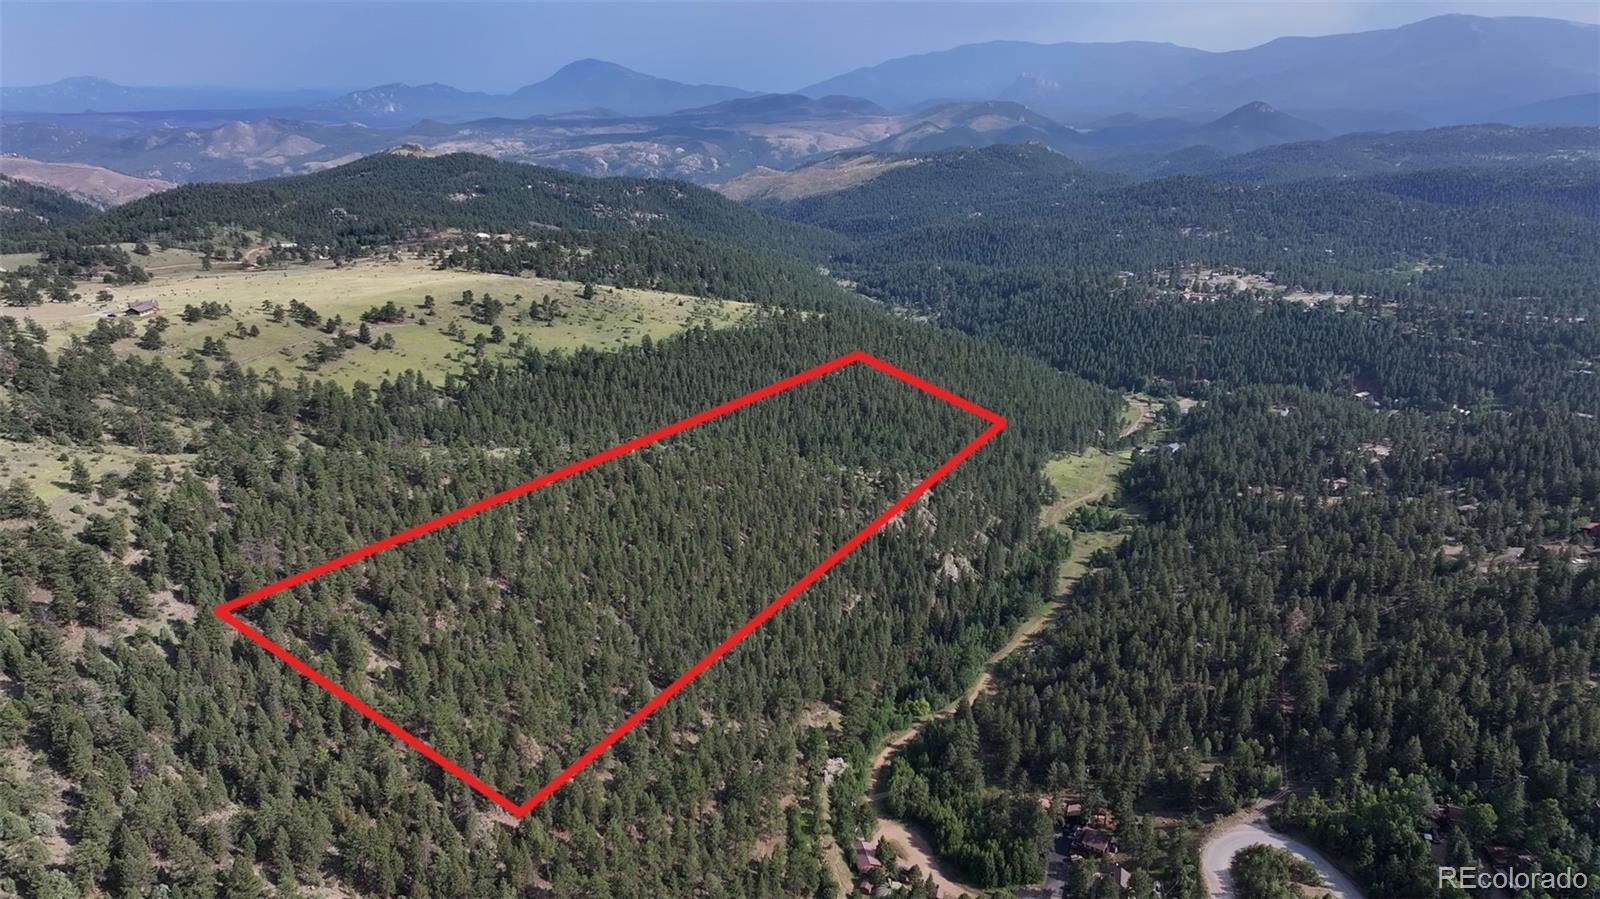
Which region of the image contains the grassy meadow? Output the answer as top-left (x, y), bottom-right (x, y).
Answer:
top-left (8, 252), bottom-right (751, 387)
top-left (0, 438), bottom-right (195, 527)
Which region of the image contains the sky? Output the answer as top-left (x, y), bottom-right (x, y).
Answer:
top-left (3, 1), bottom-right (1597, 93)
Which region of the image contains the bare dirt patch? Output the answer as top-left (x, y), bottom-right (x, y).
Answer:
top-left (0, 156), bottom-right (174, 206)
top-left (715, 154), bottom-right (922, 202)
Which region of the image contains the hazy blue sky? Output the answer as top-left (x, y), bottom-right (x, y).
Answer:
top-left (4, 1), bottom-right (1597, 93)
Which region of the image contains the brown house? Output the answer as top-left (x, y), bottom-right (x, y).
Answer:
top-left (1077, 827), bottom-right (1117, 855)
top-left (852, 840), bottom-right (881, 872)
top-left (1436, 803), bottom-right (1468, 827)
top-left (125, 300), bottom-right (160, 316)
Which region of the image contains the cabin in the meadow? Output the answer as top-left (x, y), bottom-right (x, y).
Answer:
top-left (124, 300), bottom-right (160, 316)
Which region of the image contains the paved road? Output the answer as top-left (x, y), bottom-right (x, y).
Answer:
top-left (1200, 807), bottom-right (1364, 899)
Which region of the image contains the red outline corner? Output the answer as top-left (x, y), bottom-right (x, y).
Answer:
top-left (214, 350), bottom-right (1006, 818)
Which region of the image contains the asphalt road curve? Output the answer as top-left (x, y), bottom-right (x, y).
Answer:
top-left (1201, 809), bottom-right (1366, 899)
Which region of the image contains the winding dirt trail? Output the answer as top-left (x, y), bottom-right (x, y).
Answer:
top-left (862, 534), bottom-right (1114, 897)
top-left (858, 406), bottom-right (1137, 897)
top-left (1120, 396), bottom-right (1158, 438)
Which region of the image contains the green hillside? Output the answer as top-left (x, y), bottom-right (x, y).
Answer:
top-left (50, 151), bottom-right (846, 307)
top-left (0, 176), bottom-right (98, 246)
top-left (66, 150), bottom-right (840, 257)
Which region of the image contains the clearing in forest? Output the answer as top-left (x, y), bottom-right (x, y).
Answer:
top-left (15, 255), bottom-right (749, 386)
top-left (215, 352), bottom-right (1004, 816)
top-left (0, 437), bottom-right (195, 528)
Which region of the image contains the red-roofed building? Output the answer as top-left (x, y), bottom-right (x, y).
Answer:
top-left (852, 840), bottom-right (881, 873)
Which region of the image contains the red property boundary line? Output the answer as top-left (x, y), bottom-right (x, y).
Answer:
top-left (214, 350), bottom-right (1006, 818)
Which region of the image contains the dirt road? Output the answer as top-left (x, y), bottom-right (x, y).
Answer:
top-left (863, 540), bottom-right (1119, 897)
top-left (860, 411), bottom-right (1138, 898)
top-left (1120, 396), bottom-right (1158, 438)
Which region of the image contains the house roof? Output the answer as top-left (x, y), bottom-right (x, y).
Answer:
top-left (851, 841), bottom-right (881, 871)
top-left (1078, 828), bottom-right (1114, 851)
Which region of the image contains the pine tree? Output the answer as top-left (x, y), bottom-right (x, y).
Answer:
top-left (112, 822), bottom-right (156, 895)
top-left (68, 458), bottom-right (93, 494)
top-left (220, 856), bottom-right (265, 899)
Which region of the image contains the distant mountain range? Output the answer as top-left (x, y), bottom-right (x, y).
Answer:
top-left (1, 117), bottom-right (381, 182)
top-left (7, 16), bottom-right (1597, 131)
top-left (2, 15), bottom-right (1595, 189)
top-left (0, 75), bottom-right (333, 114)
top-left (0, 97), bottom-right (1344, 185)
top-left (6, 60), bottom-right (755, 123)
top-left (718, 125), bottom-right (1600, 205)
top-left (507, 59), bottom-right (755, 117)
top-left (1146, 124), bottom-right (1600, 182)
top-left (1493, 93), bottom-right (1600, 127)
top-left (802, 14), bottom-right (1600, 127)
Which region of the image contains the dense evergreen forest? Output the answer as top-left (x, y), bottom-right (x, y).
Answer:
top-left (752, 139), bottom-right (1600, 897)
top-left (775, 145), bottom-right (1600, 306)
top-left (0, 177), bottom-right (98, 244)
top-left (892, 391), bottom-right (1600, 895)
top-left (3, 134), bottom-right (1599, 899)
top-left (4, 151), bottom-right (846, 309)
top-left (0, 303), bottom-right (1119, 898)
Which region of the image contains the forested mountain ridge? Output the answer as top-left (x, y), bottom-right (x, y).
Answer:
top-left (1154, 124), bottom-right (1600, 183)
top-left (0, 306), bottom-right (1122, 899)
top-left (750, 144), bottom-right (1111, 237)
top-left (765, 144), bottom-right (1600, 313)
top-left (0, 176), bottom-right (98, 239)
top-left (12, 150), bottom-right (848, 307)
top-left (60, 150), bottom-right (840, 258)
